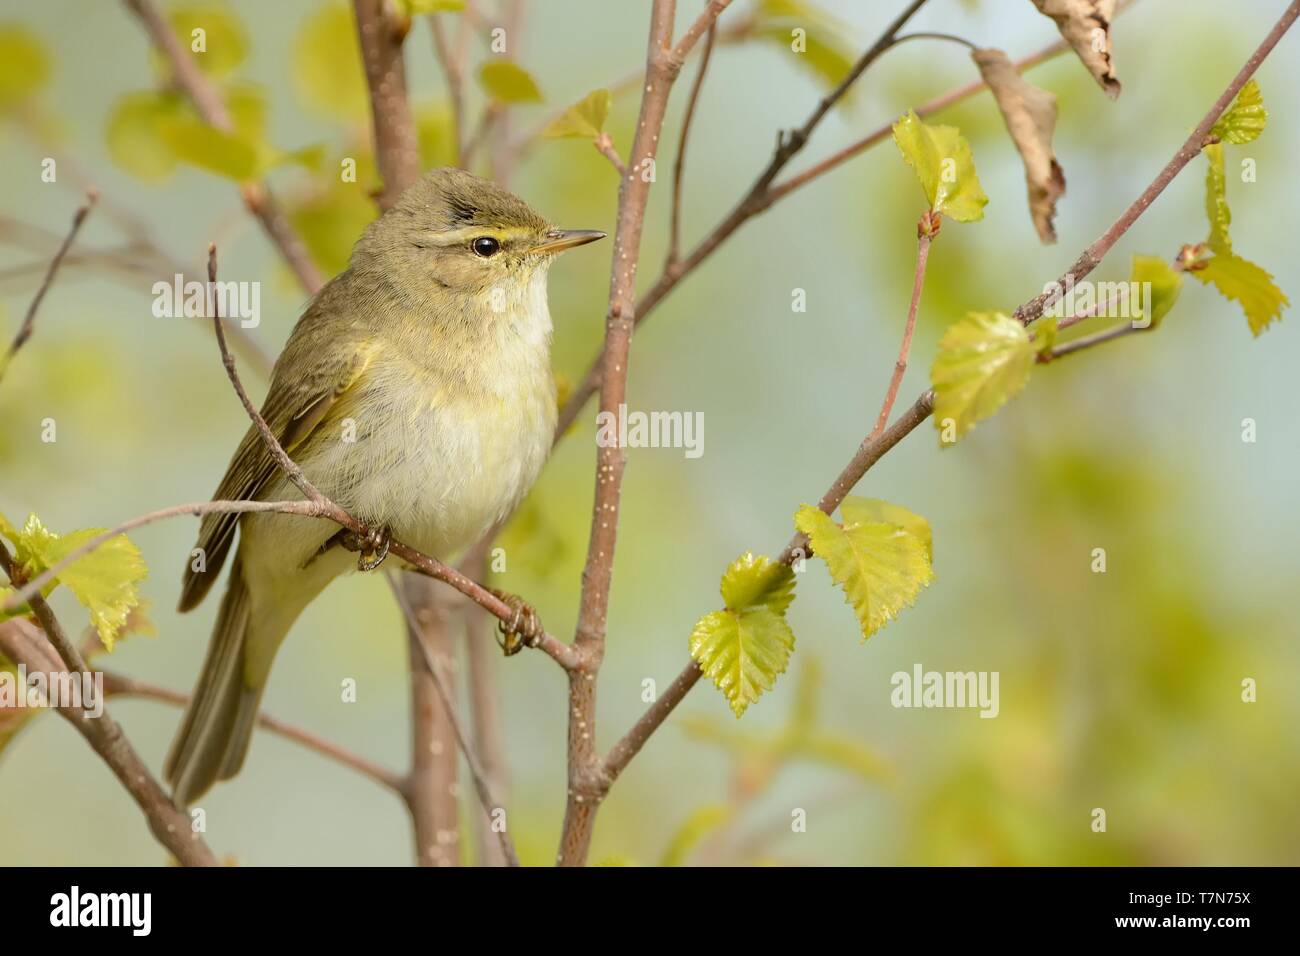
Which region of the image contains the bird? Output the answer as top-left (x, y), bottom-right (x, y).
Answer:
top-left (165, 167), bottom-right (605, 806)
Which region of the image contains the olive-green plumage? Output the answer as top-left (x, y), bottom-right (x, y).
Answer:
top-left (166, 168), bottom-right (603, 805)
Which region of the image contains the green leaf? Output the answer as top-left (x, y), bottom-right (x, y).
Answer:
top-left (542, 89), bottom-right (611, 139)
top-left (293, 2), bottom-right (370, 120)
top-left (1191, 252), bottom-right (1289, 337)
top-left (159, 117), bottom-right (321, 182)
top-left (930, 311), bottom-right (1034, 442)
top-left (1033, 316), bottom-right (1058, 357)
top-left (689, 553), bottom-right (797, 717)
top-left (793, 499), bottom-right (933, 641)
top-left (397, 0), bottom-right (467, 13)
top-left (163, 4), bottom-right (248, 78)
top-left (1130, 255), bottom-right (1183, 330)
top-left (892, 109), bottom-right (987, 222)
top-left (416, 102), bottom-right (458, 168)
top-left (1204, 142), bottom-right (1232, 254)
top-left (286, 166), bottom-right (380, 275)
top-left (105, 90), bottom-right (189, 182)
top-left (478, 61), bottom-right (543, 104)
top-left (660, 804), bottom-right (733, 866)
top-left (1212, 79), bottom-right (1267, 145)
top-left (755, 0), bottom-right (858, 92)
top-left (840, 497), bottom-right (933, 562)
top-left (0, 25), bottom-right (50, 108)
top-left (0, 513), bottom-right (147, 651)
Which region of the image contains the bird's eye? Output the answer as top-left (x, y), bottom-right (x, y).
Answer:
top-left (471, 237), bottom-right (501, 258)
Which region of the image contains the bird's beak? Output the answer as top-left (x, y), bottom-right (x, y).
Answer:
top-left (533, 229), bottom-right (606, 255)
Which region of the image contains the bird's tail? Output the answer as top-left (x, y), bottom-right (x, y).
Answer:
top-left (165, 556), bottom-right (266, 807)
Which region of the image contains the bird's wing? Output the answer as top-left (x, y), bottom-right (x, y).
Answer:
top-left (178, 333), bottom-right (376, 612)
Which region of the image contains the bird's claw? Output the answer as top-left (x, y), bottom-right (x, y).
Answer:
top-left (340, 524), bottom-right (391, 572)
top-left (489, 588), bottom-right (541, 656)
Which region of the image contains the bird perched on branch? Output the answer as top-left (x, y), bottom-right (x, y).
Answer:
top-left (167, 168), bottom-right (604, 806)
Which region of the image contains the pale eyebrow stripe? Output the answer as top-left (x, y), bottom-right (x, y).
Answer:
top-left (422, 225), bottom-right (541, 247)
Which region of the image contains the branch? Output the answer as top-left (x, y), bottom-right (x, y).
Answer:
top-left (667, 13), bottom-right (717, 268)
top-left (121, 0), bottom-right (323, 294)
top-left (462, 554), bottom-right (510, 866)
top-left (428, 13), bottom-right (468, 166)
top-left (100, 671), bottom-right (405, 793)
top-left (554, 0), bottom-right (933, 436)
top-left (389, 577), bottom-right (520, 867)
top-left (353, 0), bottom-right (421, 208)
top-left (0, 554), bottom-right (216, 866)
top-left (0, 192), bottom-right (96, 384)
top-left (558, 0), bottom-right (735, 869)
top-left (593, 133), bottom-right (627, 176)
top-left (1014, 0), bottom-right (1300, 325)
top-left (869, 216), bottom-right (935, 442)
top-left (589, 0), bottom-right (1300, 795)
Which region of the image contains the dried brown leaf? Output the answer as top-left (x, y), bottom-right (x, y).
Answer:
top-left (1030, 0), bottom-right (1121, 99)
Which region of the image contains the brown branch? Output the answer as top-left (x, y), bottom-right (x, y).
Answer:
top-left (589, 0), bottom-right (1300, 790)
top-left (1041, 322), bottom-right (1139, 361)
top-left (593, 133), bottom-right (627, 176)
top-left (462, 558), bottom-right (509, 866)
top-left (558, 0), bottom-right (735, 869)
top-left (121, 0), bottom-right (323, 294)
top-left (0, 192), bottom-right (96, 384)
top-left (869, 219), bottom-right (934, 442)
top-left (353, 0), bottom-right (421, 208)
top-left (0, 557), bottom-right (216, 866)
top-left (1014, 0), bottom-right (1300, 325)
top-left (390, 577), bottom-right (520, 867)
top-left (554, 0), bottom-right (933, 438)
top-left (428, 13), bottom-right (468, 166)
top-left (667, 13), bottom-right (717, 268)
top-left (100, 671), bottom-right (405, 793)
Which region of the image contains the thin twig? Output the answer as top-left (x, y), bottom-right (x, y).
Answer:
top-left (0, 192), bottom-right (96, 383)
top-left (429, 13), bottom-right (467, 165)
top-left (121, 0), bottom-right (323, 294)
top-left (100, 671), bottom-right (405, 793)
top-left (389, 576), bottom-right (521, 867)
top-left (591, 0), bottom-right (1300, 786)
top-left (593, 133), bottom-right (627, 175)
top-left (667, 13), bottom-right (717, 268)
top-left (869, 219), bottom-right (934, 441)
top-left (0, 562), bottom-right (216, 866)
top-left (558, 0), bottom-right (736, 869)
top-left (554, 0), bottom-right (933, 438)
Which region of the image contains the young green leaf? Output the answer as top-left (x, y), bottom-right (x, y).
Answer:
top-left (397, 0), bottom-right (466, 13)
top-left (793, 498), bottom-right (933, 641)
top-left (0, 513), bottom-right (148, 651)
top-left (1204, 142), bottom-right (1232, 254)
top-left (689, 553), bottom-right (797, 717)
top-left (542, 89), bottom-right (611, 139)
top-left (930, 311), bottom-right (1034, 443)
top-left (292, 3), bottom-right (369, 120)
top-left (478, 61), bottom-right (543, 104)
top-left (755, 0), bottom-right (858, 92)
top-left (892, 110), bottom-right (987, 223)
top-left (1191, 252), bottom-right (1289, 337)
top-left (1130, 255), bottom-right (1183, 330)
top-left (0, 25), bottom-right (50, 108)
top-left (105, 90), bottom-right (189, 181)
top-left (163, 4), bottom-right (248, 78)
top-left (1033, 316), bottom-right (1059, 357)
top-left (159, 118), bottom-right (321, 182)
top-left (1211, 79), bottom-right (1267, 145)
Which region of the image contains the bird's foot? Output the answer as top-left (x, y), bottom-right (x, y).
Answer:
top-left (339, 524), bottom-right (392, 572)
top-left (488, 588), bottom-right (542, 656)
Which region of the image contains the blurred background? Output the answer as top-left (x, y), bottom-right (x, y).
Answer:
top-left (2, 0), bottom-right (1297, 866)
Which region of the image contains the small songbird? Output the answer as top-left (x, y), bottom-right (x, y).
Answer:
top-left (166, 168), bottom-right (604, 805)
